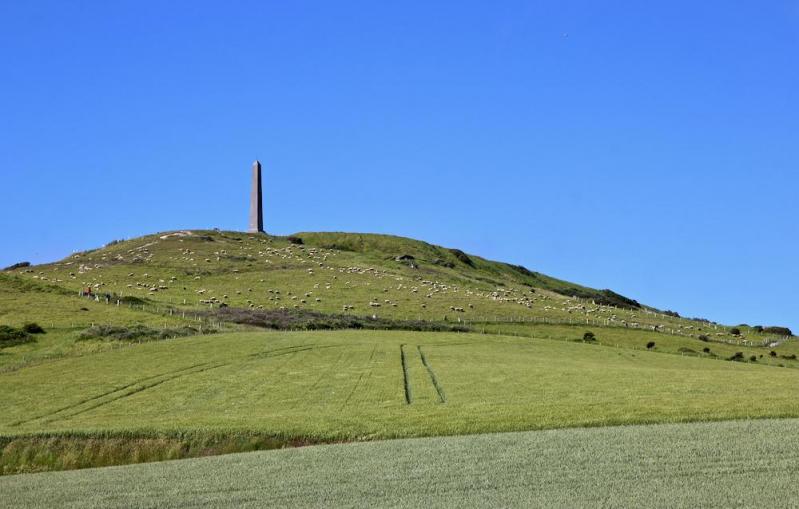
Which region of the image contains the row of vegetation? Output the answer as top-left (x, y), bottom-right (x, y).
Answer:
top-left (77, 325), bottom-right (215, 343)
top-left (205, 307), bottom-right (470, 333)
top-left (0, 431), bottom-right (320, 475)
top-left (0, 323), bottom-right (45, 349)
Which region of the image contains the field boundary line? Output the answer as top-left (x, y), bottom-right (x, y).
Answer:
top-left (417, 346), bottom-right (446, 404)
top-left (400, 344), bottom-right (412, 405)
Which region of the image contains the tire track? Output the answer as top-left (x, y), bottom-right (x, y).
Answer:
top-left (341, 345), bottom-right (377, 409)
top-left (41, 363), bottom-right (229, 424)
top-left (246, 344), bottom-right (318, 359)
top-left (11, 362), bottom-right (215, 427)
top-left (400, 344), bottom-right (412, 405)
top-left (417, 345), bottom-right (446, 404)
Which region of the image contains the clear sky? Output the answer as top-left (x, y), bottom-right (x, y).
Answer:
top-left (1, 1), bottom-right (797, 331)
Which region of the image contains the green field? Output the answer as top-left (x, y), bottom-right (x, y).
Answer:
top-left (3, 329), bottom-right (799, 475)
top-left (4, 418), bottom-right (798, 508)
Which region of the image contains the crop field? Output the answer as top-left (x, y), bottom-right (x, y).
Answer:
top-left (3, 329), bottom-right (799, 474)
top-left (4, 417), bottom-right (798, 508)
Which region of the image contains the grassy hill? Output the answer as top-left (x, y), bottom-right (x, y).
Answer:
top-left (2, 229), bottom-right (790, 337)
top-left (1, 229), bottom-right (797, 476)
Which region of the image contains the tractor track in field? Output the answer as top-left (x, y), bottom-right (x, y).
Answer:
top-left (341, 345), bottom-right (377, 409)
top-left (297, 349), bottom-right (349, 409)
top-left (246, 344), bottom-right (319, 359)
top-left (400, 344), bottom-right (412, 405)
top-left (11, 362), bottom-right (216, 427)
top-left (246, 344), bottom-right (348, 404)
top-left (39, 363), bottom-right (230, 424)
top-left (417, 346), bottom-right (446, 404)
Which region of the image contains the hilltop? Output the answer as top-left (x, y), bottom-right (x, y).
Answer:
top-left (2, 229), bottom-right (791, 342)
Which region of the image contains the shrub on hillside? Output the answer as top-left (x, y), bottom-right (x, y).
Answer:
top-left (702, 347), bottom-right (711, 354)
top-left (21, 323), bottom-right (45, 334)
top-left (78, 324), bottom-right (212, 343)
top-left (506, 264), bottom-right (539, 279)
top-left (730, 328), bottom-right (741, 336)
top-left (781, 354), bottom-right (797, 361)
top-left (553, 287), bottom-right (641, 310)
top-left (203, 307), bottom-right (470, 333)
top-left (118, 296), bottom-right (148, 305)
top-left (750, 355), bottom-right (758, 362)
top-left (583, 331), bottom-right (596, 342)
top-left (729, 352), bottom-right (745, 361)
top-left (432, 259), bottom-right (455, 269)
top-left (286, 236), bottom-right (304, 245)
top-left (698, 335), bottom-right (709, 342)
top-left (0, 326), bottom-right (34, 348)
top-left (2, 261), bottom-right (31, 271)
top-left (753, 326), bottom-right (764, 333)
top-left (770, 351), bottom-right (778, 357)
top-left (663, 310), bottom-right (680, 318)
top-left (448, 249), bottom-right (475, 267)
top-left (763, 326), bottom-right (793, 337)
top-left (646, 341), bottom-right (656, 350)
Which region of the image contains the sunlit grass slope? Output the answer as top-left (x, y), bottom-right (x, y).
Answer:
top-left (3, 330), bottom-right (798, 440)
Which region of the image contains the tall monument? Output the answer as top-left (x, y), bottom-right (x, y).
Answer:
top-left (249, 160), bottom-right (264, 233)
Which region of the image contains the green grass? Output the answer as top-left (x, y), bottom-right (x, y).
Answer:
top-left (3, 417), bottom-right (798, 508)
top-left (476, 322), bottom-right (799, 367)
top-left (3, 329), bottom-right (799, 474)
top-left (2, 229), bottom-right (790, 373)
top-left (2, 228), bottom-right (798, 479)
top-left (8, 229), bottom-right (787, 341)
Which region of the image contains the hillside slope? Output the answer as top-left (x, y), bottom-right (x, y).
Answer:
top-left (2, 229), bottom-right (781, 340)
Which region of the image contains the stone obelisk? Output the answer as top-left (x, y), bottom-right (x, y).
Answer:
top-left (249, 160), bottom-right (264, 233)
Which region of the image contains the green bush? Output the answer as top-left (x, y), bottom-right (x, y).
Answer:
top-left (2, 261), bottom-right (30, 271)
top-left (763, 326), bottom-right (793, 337)
top-left (432, 259), bottom-right (455, 269)
top-left (22, 323), bottom-right (45, 334)
top-left (0, 325), bottom-right (34, 348)
top-left (78, 325), bottom-right (213, 343)
top-left (646, 341), bottom-right (656, 350)
top-left (583, 331), bottom-right (596, 342)
top-left (730, 328), bottom-right (741, 336)
top-left (448, 249), bottom-right (475, 267)
top-left (698, 335), bottom-right (709, 342)
top-left (204, 308), bottom-right (470, 333)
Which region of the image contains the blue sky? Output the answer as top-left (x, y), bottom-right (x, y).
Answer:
top-left (1, 1), bottom-right (797, 330)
